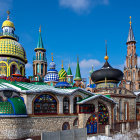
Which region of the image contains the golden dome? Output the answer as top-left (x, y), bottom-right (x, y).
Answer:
top-left (2, 20), bottom-right (15, 29)
top-left (0, 39), bottom-right (27, 63)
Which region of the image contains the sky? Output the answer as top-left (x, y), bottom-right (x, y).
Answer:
top-left (0, 0), bottom-right (140, 83)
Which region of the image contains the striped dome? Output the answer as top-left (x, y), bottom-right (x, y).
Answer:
top-left (58, 68), bottom-right (67, 80)
top-left (0, 39), bottom-right (27, 62)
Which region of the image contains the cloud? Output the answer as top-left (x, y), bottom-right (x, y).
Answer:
top-left (137, 57), bottom-right (140, 67)
top-left (25, 63), bottom-right (32, 69)
top-left (0, 0), bottom-right (13, 16)
top-left (59, 0), bottom-right (109, 14)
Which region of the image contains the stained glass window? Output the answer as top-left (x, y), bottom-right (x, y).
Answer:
top-left (0, 63), bottom-right (7, 76)
top-left (63, 97), bottom-right (69, 114)
top-left (34, 94), bottom-right (57, 115)
top-left (98, 102), bottom-right (109, 125)
top-left (79, 104), bottom-right (95, 114)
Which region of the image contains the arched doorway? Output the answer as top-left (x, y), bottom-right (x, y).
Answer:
top-left (34, 94), bottom-right (57, 115)
top-left (86, 114), bottom-right (98, 134)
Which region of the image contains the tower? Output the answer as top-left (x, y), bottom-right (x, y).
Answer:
top-left (44, 53), bottom-right (59, 86)
top-left (0, 11), bottom-right (27, 77)
top-left (33, 26), bottom-right (47, 81)
top-left (123, 16), bottom-right (140, 91)
top-left (66, 64), bottom-right (73, 84)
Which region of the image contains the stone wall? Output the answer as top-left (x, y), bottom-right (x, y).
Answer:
top-left (0, 116), bottom-right (77, 140)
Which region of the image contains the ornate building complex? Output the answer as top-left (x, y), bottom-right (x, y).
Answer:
top-left (0, 12), bottom-right (139, 139)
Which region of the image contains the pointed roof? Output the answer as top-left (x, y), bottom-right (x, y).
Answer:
top-left (67, 64), bottom-right (73, 76)
top-left (37, 26), bottom-right (44, 49)
top-left (74, 57), bottom-right (82, 81)
top-left (127, 16), bottom-right (136, 44)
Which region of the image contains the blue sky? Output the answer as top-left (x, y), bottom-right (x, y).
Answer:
top-left (0, 0), bottom-right (140, 83)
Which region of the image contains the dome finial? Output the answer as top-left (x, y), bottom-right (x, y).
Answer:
top-left (7, 10), bottom-right (10, 20)
top-left (62, 60), bottom-right (63, 68)
top-left (51, 53), bottom-right (53, 61)
top-left (104, 40), bottom-right (109, 61)
top-left (129, 16), bottom-right (132, 26)
top-left (39, 25), bottom-right (41, 32)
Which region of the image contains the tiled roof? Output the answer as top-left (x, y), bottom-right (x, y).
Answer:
top-left (0, 79), bottom-right (93, 95)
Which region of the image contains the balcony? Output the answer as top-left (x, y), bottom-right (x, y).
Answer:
top-left (0, 32), bottom-right (19, 41)
top-left (33, 56), bottom-right (47, 62)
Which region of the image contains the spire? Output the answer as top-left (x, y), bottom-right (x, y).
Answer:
top-left (127, 16), bottom-right (136, 44)
top-left (67, 64), bottom-right (72, 76)
top-left (104, 40), bottom-right (109, 61)
top-left (51, 53), bottom-right (53, 61)
top-left (61, 60), bottom-right (64, 68)
top-left (7, 10), bottom-right (10, 20)
top-left (37, 25), bottom-right (44, 48)
top-left (74, 57), bottom-right (82, 81)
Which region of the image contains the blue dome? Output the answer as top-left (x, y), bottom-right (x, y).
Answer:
top-left (49, 61), bottom-right (56, 69)
top-left (55, 82), bottom-right (72, 88)
top-left (44, 72), bottom-right (59, 82)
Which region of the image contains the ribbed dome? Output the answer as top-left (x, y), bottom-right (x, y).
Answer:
top-left (91, 61), bottom-right (123, 83)
top-left (0, 39), bottom-right (27, 62)
top-left (2, 20), bottom-right (15, 29)
top-left (58, 68), bottom-right (67, 80)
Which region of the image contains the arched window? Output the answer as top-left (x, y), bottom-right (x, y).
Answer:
top-left (133, 71), bottom-right (135, 81)
top-left (41, 64), bottom-right (43, 75)
top-left (98, 102), bottom-right (109, 125)
top-left (37, 64), bottom-right (40, 74)
top-left (73, 118), bottom-right (78, 127)
top-left (39, 52), bottom-right (41, 60)
top-left (0, 63), bottom-right (7, 76)
top-left (10, 64), bottom-right (17, 75)
top-left (73, 96), bottom-right (82, 114)
top-left (62, 122), bottom-right (70, 130)
top-left (63, 97), bottom-right (69, 114)
top-left (34, 94), bottom-right (57, 115)
top-left (119, 99), bottom-right (122, 120)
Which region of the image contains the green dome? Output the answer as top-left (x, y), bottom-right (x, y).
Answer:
top-left (58, 68), bottom-right (67, 80)
top-left (0, 97), bottom-right (27, 116)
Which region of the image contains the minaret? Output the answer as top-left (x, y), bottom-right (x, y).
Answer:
top-left (67, 64), bottom-right (73, 84)
top-left (123, 16), bottom-right (139, 91)
top-left (74, 57), bottom-right (82, 87)
top-left (33, 26), bottom-right (47, 81)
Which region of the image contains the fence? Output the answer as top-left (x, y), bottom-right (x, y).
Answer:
top-left (41, 128), bottom-right (87, 140)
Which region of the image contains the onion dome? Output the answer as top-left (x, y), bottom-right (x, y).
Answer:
top-left (91, 42), bottom-right (123, 85)
top-left (44, 54), bottom-right (59, 83)
top-left (0, 97), bottom-right (27, 117)
top-left (58, 61), bottom-right (67, 81)
top-left (2, 11), bottom-right (15, 29)
top-left (127, 16), bottom-right (136, 44)
top-left (74, 57), bottom-right (82, 81)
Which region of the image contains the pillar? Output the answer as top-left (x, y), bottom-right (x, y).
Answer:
top-left (126, 122), bottom-right (130, 131)
top-left (105, 125), bottom-right (110, 136)
top-left (138, 121), bottom-right (140, 128)
top-left (121, 123), bottom-right (125, 133)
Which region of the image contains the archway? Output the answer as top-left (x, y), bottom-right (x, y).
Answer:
top-left (34, 94), bottom-right (57, 115)
top-left (62, 122), bottom-right (70, 130)
top-left (10, 64), bottom-right (17, 75)
top-left (86, 114), bottom-right (98, 134)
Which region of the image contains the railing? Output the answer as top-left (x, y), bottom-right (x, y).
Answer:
top-left (33, 56), bottom-right (47, 62)
top-left (0, 32), bottom-right (19, 41)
